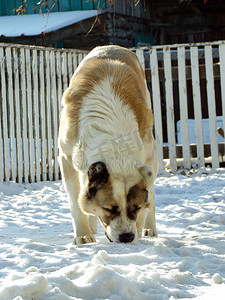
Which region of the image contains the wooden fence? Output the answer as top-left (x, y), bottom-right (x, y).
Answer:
top-left (0, 41), bottom-right (225, 182)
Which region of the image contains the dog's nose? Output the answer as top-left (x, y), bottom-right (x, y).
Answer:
top-left (118, 232), bottom-right (135, 243)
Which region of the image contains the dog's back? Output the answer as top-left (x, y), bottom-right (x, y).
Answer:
top-left (58, 45), bottom-right (158, 244)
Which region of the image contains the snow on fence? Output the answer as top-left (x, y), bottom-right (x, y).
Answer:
top-left (0, 41), bottom-right (225, 182)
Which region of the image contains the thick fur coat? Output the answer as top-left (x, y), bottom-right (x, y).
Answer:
top-left (58, 45), bottom-right (158, 244)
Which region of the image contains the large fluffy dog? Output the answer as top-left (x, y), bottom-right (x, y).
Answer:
top-left (58, 45), bottom-right (158, 244)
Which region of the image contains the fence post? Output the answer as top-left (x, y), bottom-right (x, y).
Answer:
top-left (163, 47), bottom-right (177, 171)
top-left (190, 46), bottom-right (205, 168)
top-left (205, 45), bottom-right (219, 168)
top-left (219, 44), bottom-right (225, 156)
top-left (178, 46), bottom-right (191, 169)
top-left (150, 48), bottom-right (164, 171)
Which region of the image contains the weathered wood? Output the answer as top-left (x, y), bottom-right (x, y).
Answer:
top-left (163, 47), bottom-right (177, 171)
top-left (50, 51), bottom-right (59, 181)
top-left (39, 50), bottom-right (47, 181)
top-left (190, 46), bottom-right (205, 167)
top-left (32, 49), bottom-right (41, 181)
top-left (25, 48), bottom-right (35, 183)
top-left (45, 50), bottom-right (53, 181)
top-left (219, 44), bottom-right (225, 160)
top-left (13, 48), bottom-right (23, 183)
top-left (205, 45), bottom-right (219, 168)
top-left (0, 48), bottom-right (4, 182)
top-left (145, 63), bottom-right (221, 83)
top-left (20, 48), bottom-right (29, 183)
top-left (6, 47), bottom-right (16, 181)
top-left (177, 46), bottom-right (191, 169)
top-left (150, 48), bottom-right (164, 171)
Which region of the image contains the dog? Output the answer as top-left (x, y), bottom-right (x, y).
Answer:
top-left (58, 45), bottom-right (158, 244)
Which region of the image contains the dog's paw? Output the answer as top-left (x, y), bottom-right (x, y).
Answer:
top-left (143, 228), bottom-right (158, 237)
top-left (74, 234), bottom-right (96, 245)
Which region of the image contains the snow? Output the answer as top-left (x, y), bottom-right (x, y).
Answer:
top-left (0, 169), bottom-right (225, 299)
top-left (0, 10), bottom-right (99, 37)
top-left (177, 117), bottom-right (224, 144)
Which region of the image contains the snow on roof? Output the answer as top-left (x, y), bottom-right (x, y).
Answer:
top-left (0, 10), bottom-right (99, 37)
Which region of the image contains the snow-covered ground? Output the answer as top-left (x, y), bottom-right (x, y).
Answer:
top-left (0, 169), bottom-right (225, 300)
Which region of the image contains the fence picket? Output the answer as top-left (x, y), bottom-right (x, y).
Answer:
top-left (150, 48), bottom-right (164, 171)
top-left (56, 52), bottom-right (63, 128)
top-left (50, 51), bottom-right (59, 180)
top-left (32, 49), bottom-right (41, 181)
top-left (6, 47), bottom-right (16, 181)
top-left (62, 52), bottom-right (68, 93)
top-left (163, 48), bottom-right (177, 171)
top-left (45, 50), bottom-right (53, 181)
top-left (136, 48), bottom-right (145, 71)
top-left (190, 47), bottom-right (205, 167)
top-left (39, 50), bottom-right (47, 181)
top-left (205, 45), bottom-right (219, 168)
top-left (0, 48), bottom-right (4, 182)
top-left (20, 48), bottom-right (29, 183)
top-left (219, 44), bottom-right (225, 155)
top-left (13, 48), bottom-right (23, 183)
top-left (177, 46), bottom-right (191, 169)
top-left (0, 103), bottom-right (2, 182)
top-left (25, 48), bottom-right (35, 182)
top-left (0, 47), bottom-right (9, 181)
top-left (68, 52), bottom-right (73, 82)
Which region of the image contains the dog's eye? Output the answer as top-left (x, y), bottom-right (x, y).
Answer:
top-left (103, 206), bottom-right (119, 214)
top-left (132, 205), bottom-right (141, 213)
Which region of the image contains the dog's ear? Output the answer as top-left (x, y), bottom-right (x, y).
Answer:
top-left (136, 162), bottom-right (153, 188)
top-left (87, 161), bottom-right (109, 199)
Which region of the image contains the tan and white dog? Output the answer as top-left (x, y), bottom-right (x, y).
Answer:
top-left (58, 45), bottom-right (158, 244)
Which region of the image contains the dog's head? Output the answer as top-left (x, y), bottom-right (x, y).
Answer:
top-left (79, 161), bottom-right (153, 243)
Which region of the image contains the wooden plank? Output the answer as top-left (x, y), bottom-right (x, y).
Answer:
top-left (82, 0), bottom-right (94, 10)
top-left (135, 48), bottom-right (145, 72)
top-left (39, 50), bottom-right (47, 181)
top-left (72, 52), bottom-right (78, 73)
top-left (62, 52), bottom-right (68, 93)
top-left (0, 99), bottom-right (2, 181)
top-left (45, 50), bottom-right (53, 181)
top-left (56, 52), bottom-right (63, 122)
top-left (163, 48), bottom-right (177, 171)
top-left (0, 47), bottom-right (9, 181)
top-left (58, 0), bottom-right (71, 11)
top-left (149, 48), bottom-right (164, 171)
top-left (71, 1), bottom-right (82, 10)
top-left (68, 52), bottom-right (73, 82)
top-left (0, 48), bottom-right (4, 182)
top-left (13, 48), bottom-right (23, 183)
top-left (205, 45), bottom-right (219, 168)
top-left (25, 48), bottom-right (35, 182)
top-left (145, 63), bottom-right (221, 83)
top-left (190, 46), bottom-right (205, 168)
top-left (219, 43), bottom-right (225, 157)
top-left (6, 47), bottom-right (16, 181)
top-left (32, 49), bottom-right (41, 181)
top-left (20, 48), bottom-right (29, 183)
top-left (50, 51), bottom-right (59, 180)
top-left (177, 46), bottom-right (191, 169)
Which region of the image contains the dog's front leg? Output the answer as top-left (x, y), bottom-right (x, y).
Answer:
top-left (60, 155), bottom-right (96, 244)
top-left (143, 187), bottom-right (157, 237)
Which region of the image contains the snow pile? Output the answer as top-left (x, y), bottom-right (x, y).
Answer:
top-left (0, 169), bottom-right (225, 299)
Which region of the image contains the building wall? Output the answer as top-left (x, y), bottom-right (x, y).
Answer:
top-left (0, 0), bottom-right (150, 18)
